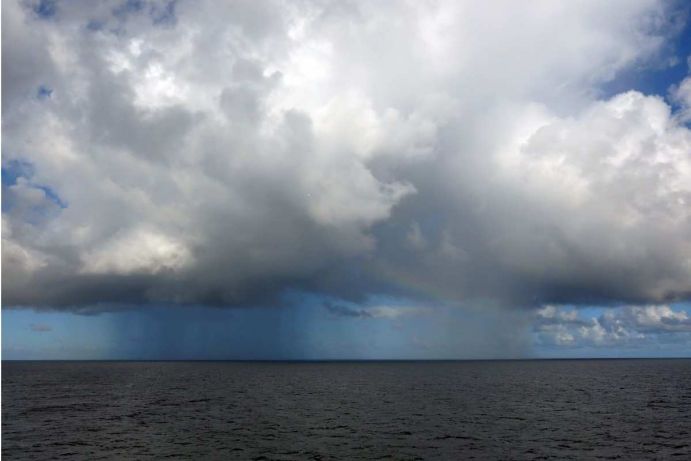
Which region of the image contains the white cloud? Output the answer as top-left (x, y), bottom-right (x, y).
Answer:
top-left (671, 76), bottom-right (691, 122)
top-left (80, 228), bottom-right (193, 275)
top-left (534, 304), bottom-right (691, 347)
top-left (366, 306), bottom-right (431, 320)
top-left (325, 302), bottom-right (431, 320)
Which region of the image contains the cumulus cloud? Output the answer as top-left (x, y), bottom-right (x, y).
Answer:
top-left (672, 73), bottom-right (691, 122)
top-left (2, 0), bottom-right (691, 311)
top-left (534, 304), bottom-right (691, 346)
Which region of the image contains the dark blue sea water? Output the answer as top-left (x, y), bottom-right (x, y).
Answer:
top-left (3, 360), bottom-right (691, 460)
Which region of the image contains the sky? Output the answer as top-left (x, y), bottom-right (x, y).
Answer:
top-left (2, 0), bottom-right (691, 360)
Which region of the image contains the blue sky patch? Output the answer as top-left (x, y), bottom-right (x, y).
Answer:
top-left (37, 85), bottom-right (53, 100)
top-left (150, 0), bottom-right (177, 26)
top-left (2, 159), bottom-right (67, 213)
top-left (2, 159), bottom-right (35, 186)
top-left (112, 0), bottom-right (145, 21)
top-left (601, 5), bottom-right (691, 100)
top-left (33, 0), bottom-right (57, 19)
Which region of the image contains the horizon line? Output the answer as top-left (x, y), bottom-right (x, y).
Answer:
top-left (3, 357), bottom-right (691, 363)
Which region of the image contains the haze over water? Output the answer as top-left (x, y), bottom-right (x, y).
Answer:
top-left (3, 360), bottom-right (691, 460)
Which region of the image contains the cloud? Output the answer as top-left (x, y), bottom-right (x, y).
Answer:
top-left (325, 302), bottom-right (431, 320)
top-left (30, 323), bottom-right (52, 332)
top-left (534, 304), bottom-right (691, 347)
top-left (672, 75), bottom-right (691, 122)
top-left (2, 0), bottom-right (691, 311)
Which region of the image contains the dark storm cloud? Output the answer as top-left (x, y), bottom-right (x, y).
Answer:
top-left (3, 0), bottom-right (691, 312)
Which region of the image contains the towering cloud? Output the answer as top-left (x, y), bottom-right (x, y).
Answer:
top-left (2, 0), bottom-right (690, 310)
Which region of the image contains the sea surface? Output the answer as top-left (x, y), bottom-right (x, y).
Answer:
top-left (3, 359), bottom-right (691, 460)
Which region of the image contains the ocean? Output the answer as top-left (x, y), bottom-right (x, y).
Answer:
top-left (2, 359), bottom-right (691, 459)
